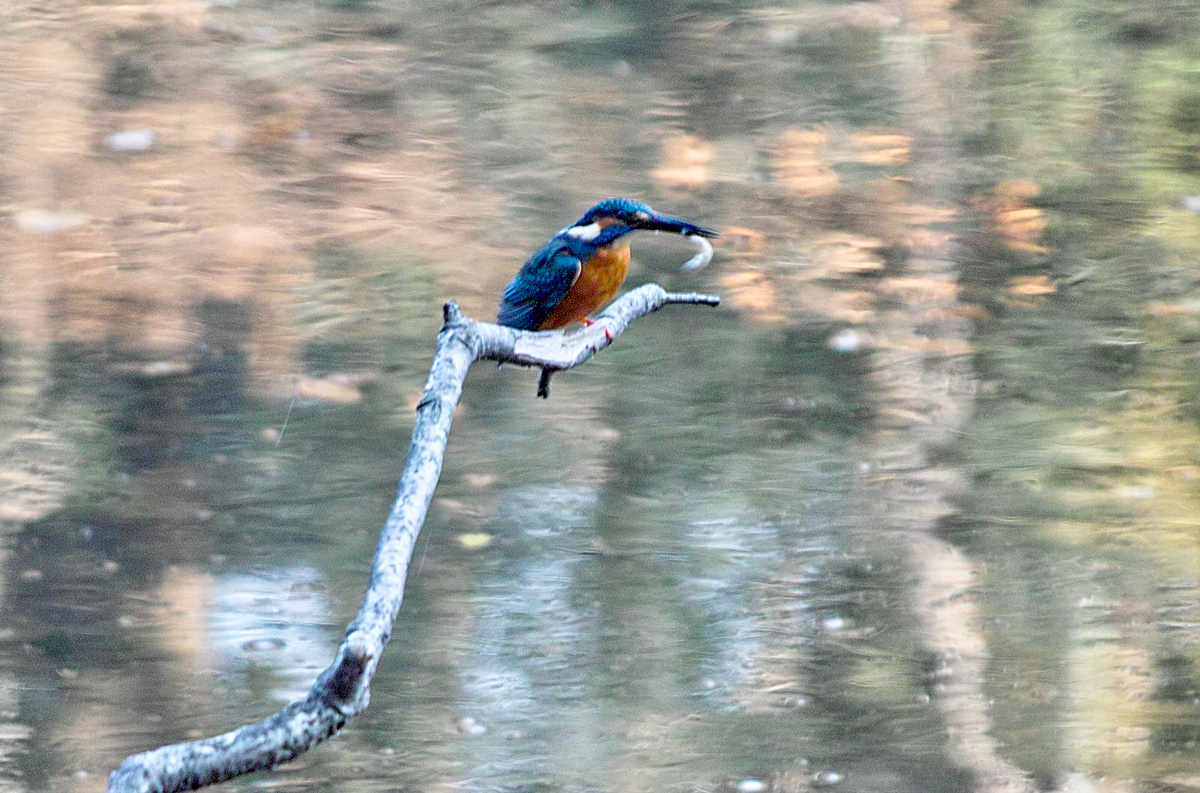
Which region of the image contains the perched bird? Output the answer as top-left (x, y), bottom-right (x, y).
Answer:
top-left (497, 197), bottom-right (720, 331)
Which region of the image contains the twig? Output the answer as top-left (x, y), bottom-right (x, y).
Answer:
top-left (106, 283), bottom-right (719, 793)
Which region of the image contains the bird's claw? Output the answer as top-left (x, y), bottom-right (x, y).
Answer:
top-left (579, 316), bottom-right (612, 341)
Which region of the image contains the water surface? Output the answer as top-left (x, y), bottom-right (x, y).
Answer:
top-left (3, 1), bottom-right (1200, 792)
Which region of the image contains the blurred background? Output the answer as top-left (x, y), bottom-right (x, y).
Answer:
top-left (2, 0), bottom-right (1200, 791)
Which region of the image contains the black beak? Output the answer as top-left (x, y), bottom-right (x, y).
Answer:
top-left (641, 212), bottom-right (721, 238)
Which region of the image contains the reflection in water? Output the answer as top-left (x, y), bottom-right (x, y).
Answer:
top-left (458, 485), bottom-right (600, 790)
top-left (3, 0), bottom-right (1200, 792)
top-left (209, 566), bottom-right (333, 703)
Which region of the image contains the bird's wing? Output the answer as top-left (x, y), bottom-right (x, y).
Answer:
top-left (497, 241), bottom-right (582, 330)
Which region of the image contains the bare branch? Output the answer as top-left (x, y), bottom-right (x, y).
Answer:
top-left (107, 283), bottom-right (718, 793)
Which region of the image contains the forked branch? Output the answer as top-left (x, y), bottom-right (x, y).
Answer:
top-left (106, 283), bottom-right (719, 793)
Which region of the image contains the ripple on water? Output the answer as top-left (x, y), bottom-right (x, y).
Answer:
top-left (209, 566), bottom-right (334, 702)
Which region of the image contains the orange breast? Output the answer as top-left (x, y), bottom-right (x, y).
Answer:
top-left (539, 243), bottom-right (631, 330)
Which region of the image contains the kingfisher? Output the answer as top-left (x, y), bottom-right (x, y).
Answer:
top-left (497, 197), bottom-right (720, 331)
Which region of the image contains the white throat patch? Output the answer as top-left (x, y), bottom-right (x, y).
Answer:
top-left (564, 222), bottom-right (602, 241)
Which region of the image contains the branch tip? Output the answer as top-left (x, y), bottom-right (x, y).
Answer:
top-left (662, 291), bottom-right (720, 308)
top-left (442, 300), bottom-right (465, 326)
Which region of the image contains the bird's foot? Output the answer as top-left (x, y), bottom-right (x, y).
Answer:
top-left (579, 317), bottom-right (612, 342)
